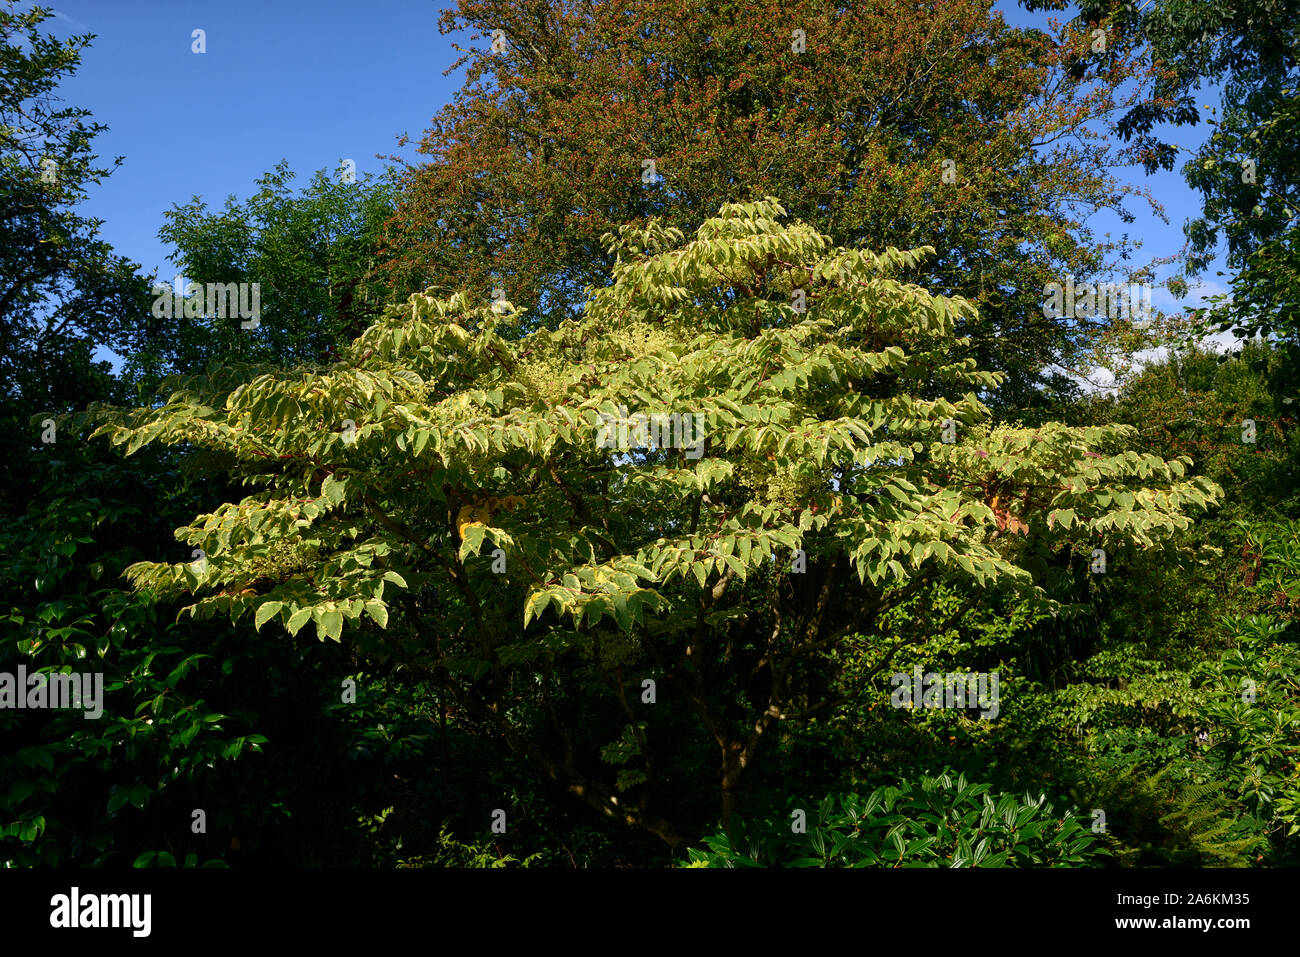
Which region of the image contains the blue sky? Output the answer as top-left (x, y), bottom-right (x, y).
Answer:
top-left (26, 0), bottom-right (1230, 352)
top-left (40, 0), bottom-right (457, 285)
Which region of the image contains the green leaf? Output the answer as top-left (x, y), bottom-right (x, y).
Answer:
top-left (107, 787), bottom-right (130, 814)
top-left (254, 601), bottom-right (282, 632)
top-left (321, 473), bottom-right (346, 507)
top-left (318, 609), bottom-right (344, 641)
top-left (8, 780), bottom-right (34, 804)
top-left (459, 523), bottom-right (488, 559)
top-left (286, 606), bottom-right (312, 636)
top-left (364, 600), bottom-right (389, 629)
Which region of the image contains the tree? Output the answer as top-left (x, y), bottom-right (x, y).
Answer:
top-left (88, 198), bottom-right (1220, 845)
top-left (0, 3), bottom-right (150, 425)
top-left (383, 0), bottom-right (1171, 415)
top-left (1042, 1), bottom-right (1300, 375)
top-left (1169, 1), bottom-right (1300, 364)
top-left (140, 161), bottom-right (399, 387)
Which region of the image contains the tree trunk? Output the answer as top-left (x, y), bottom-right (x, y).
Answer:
top-left (721, 740), bottom-right (746, 836)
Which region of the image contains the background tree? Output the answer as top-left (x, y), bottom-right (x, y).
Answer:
top-left (0, 3), bottom-right (151, 499)
top-left (0, 10), bottom-right (416, 868)
top-left (1040, 0), bottom-right (1300, 384)
top-left (140, 161), bottom-right (399, 387)
top-left (1165, 0), bottom-right (1300, 389)
top-left (383, 0), bottom-right (1170, 416)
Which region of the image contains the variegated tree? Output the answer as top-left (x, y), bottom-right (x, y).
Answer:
top-left (84, 198), bottom-right (1220, 846)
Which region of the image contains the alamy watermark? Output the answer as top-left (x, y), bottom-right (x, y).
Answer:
top-left (151, 275), bottom-right (261, 329)
top-left (50, 887), bottom-right (150, 937)
top-left (0, 666), bottom-right (104, 719)
top-left (890, 665), bottom-right (999, 720)
top-left (595, 405), bottom-right (705, 459)
top-left (1042, 276), bottom-right (1152, 324)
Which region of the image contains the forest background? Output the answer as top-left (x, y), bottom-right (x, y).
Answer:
top-left (2, 0), bottom-right (1298, 867)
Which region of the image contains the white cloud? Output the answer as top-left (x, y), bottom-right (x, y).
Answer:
top-left (1045, 275), bottom-right (1244, 396)
top-left (1152, 277), bottom-right (1231, 314)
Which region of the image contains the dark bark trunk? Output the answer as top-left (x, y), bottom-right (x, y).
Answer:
top-left (721, 740), bottom-right (746, 836)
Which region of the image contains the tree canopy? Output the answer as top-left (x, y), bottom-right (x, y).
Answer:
top-left (383, 0), bottom-right (1170, 413)
top-left (6, 0), bottom-right (1299, 877)
top-left (87, 199), bottom-right (1220, 843)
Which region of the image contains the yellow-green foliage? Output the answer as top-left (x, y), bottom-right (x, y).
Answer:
top-left (76, 198), bottom-right (1225, 838)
